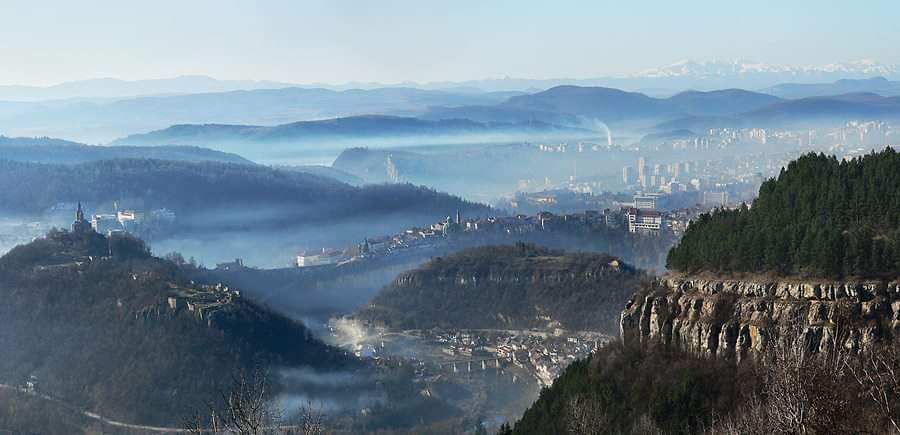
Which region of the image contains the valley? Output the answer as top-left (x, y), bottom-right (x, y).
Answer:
top-left (5, 9), bottom-right (900, 432)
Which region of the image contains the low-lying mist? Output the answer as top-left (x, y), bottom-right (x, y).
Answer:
top-left (149, 206), bottom-right (476, 267)
top-left (274, 367), bottom-right (388, 416)
top-left (169, 130), bottom-right (603, 166)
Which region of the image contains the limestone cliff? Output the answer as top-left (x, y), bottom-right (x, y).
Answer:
top-left (620, 275), bottom-right (900, 359)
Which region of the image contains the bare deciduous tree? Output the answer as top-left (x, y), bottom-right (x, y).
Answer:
top-left (848, 342), bottom-right (900, 433)
top-left (185, 368), bottom-right (325, 435)
top-left (566, 393), bottom-right (609, 435)
top-left (707, 318), bottom-right (858, 435)
top-left (297, 401), bottom-right (325, 435)
top-left (762, 319), bottom-right (856, 435)
top-left (704, 395), bottom-right (772, 435)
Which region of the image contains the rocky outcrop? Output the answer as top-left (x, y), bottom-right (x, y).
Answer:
top-left (392, 262), bottom-right (625, 289)
top-left (620, 276), bottom-right (900, 360)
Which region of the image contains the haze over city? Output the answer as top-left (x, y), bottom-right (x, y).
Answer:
top-left (2, 2), bottom-right (900, 434)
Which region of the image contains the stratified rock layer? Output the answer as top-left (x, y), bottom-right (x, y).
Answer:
top-left (620, 276), bottom-right (900, 359)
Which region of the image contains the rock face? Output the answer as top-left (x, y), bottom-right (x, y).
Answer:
top-left (620, 276), bottom-right (900, 360)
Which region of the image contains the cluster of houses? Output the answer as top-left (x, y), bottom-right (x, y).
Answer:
top-left (293, 201), bottom-right (715, 269)
top-left (295, 212), bottom-right (465, 268)
top-left (430, 330), bottom-right (602, 387)
top-left (294, 205), bottom-right (708, 269)
top-left (495, 333), bottom-right (599, 386)
top-left (435, 331), bottom-right (489, 358)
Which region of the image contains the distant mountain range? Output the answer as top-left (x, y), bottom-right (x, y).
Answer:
top-left (560, 59), bottom-right (900, 91)
top-left (5, 68), bottom-right (900, 148)
top-left (762, 76), bottom-right (900, 99)
top-left (112, 115), bottom-right (595, 163)
top-left (422, 86), bottom-right (786, 126)
top-left (3, 59), bottom-right (897, 101)
top-left (661, 92), bottom-right (900, 131)
top-left (498, 86), bottom-right (783, 121)
top-left (629, 59), bottom-right (898, 80)
top-left (109, 86), bottom-right (900, 162)
top-left (0, 75), bottom-right (298, 102)
top-left (428, 85), bottom-right (900, 131)
top-left (115, 115), bottom-right (587, 143)
top-left (0, 86), bottom-right (523, 143)
top-left (743, 93), bottom-right (900, 125)
top-left (321, 59), bottom-right (900, 92)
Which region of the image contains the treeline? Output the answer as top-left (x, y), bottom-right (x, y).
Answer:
top-left (358, 243), bottom-right (645, 333)
top-left (0, 135), bottom-right (250, 165)
top-left (667, 148), bottom-right (900, 278)
top-left (490, 223), bottom-right (676, 272)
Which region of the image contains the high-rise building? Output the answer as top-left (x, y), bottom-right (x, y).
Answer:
top-left (703, 191), bottom-right (728, 207)
top-left (622, 166), bottom-right (634, 184)
top-left (669, 162), bottom-right (680, 179)
top-left (637, 157), bottom-right (648, 188)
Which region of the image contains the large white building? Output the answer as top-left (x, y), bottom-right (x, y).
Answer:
top-left (633, 193), bottom-right (666, 210)
top-left (116, 209), bottom-right (141, 231)
top-left (627, 208), bottom-right (663, 234)
top-left (90, 204), bottom-right (147, 235)
top-left (91, 213), bottom-right (121, 235)
top-left (296, 248), bottom-right (345, 267)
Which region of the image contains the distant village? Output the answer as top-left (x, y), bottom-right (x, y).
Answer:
top-left (334, 323), bottom-right (607, 388)
top-left (425, 329), bottom-right (606, 387)
top-left (285, 194), bottom-right (718, 271)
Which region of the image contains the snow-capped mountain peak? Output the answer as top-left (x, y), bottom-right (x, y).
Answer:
top-left (626, 59), bottom-right (899, 79)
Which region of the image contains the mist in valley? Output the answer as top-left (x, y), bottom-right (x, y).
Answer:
top-left (4, 3), bottom-right (900, 431)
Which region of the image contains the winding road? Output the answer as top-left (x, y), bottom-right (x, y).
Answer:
top-left (0, 383), bottom-right (187, 433)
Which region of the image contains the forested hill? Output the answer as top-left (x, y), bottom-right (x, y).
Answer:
top-left (0, 158), bottom-right (491, 229)
top-left (667, 148), bottom-right (900, 279)
top-left (357, 244), bottom-right (645, 333)
top-left (0, 158), bottom-right (349, 214)
top-left (0, 229), bottom-right (352, 426)
top-left (0, 135), bottom-right (252, 165)
top-left (112, 115), bottom-right (589, 147)
top-left (506, 342), bottom-right (746, 435)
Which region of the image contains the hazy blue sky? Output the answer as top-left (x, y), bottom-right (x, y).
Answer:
top-left (2, 0), bottom-right (898, 86)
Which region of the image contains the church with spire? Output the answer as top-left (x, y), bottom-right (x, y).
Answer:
top-left (71, 202), bottom-right (94, 234)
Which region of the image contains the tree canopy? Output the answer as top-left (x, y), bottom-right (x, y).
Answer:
top-left (667, 148), bottom-right (900, 279)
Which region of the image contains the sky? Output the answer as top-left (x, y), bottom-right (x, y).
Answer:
top-left (2, 0), bottom-right (899, 86)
